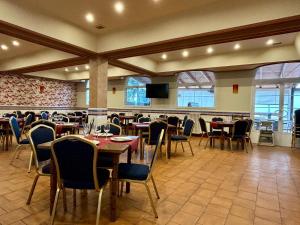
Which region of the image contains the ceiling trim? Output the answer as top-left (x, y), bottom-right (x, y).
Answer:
top-left (0, 20), bottom-right (96, 57)
top-left (109, 59), bottom-right (159, 76)
top-left (100, 15), bottom-right (300, 59)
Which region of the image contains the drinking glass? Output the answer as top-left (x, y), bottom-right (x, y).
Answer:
top-left (83, 123), bottom-right (90, 136)
top-left (103, 123), bottom-right (110, 140)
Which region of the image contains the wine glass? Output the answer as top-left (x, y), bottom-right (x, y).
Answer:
top-left (103, 123), bottom-right (110, 140)
top-left (83, 123), bottom-right (90, 136)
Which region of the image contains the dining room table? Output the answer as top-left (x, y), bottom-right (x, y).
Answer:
top-left (209, 121), bottom-right (235, 149)
top-left (55, 122), bottom-right (80, 135)
top-left (0, 117), bottom-right (23, 151)
top-left (37, 134), bottom-right (139, 222)
top-left (132, 122), bottom-right (177, 160)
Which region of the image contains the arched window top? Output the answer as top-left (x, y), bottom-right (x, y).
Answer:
top-left (255, 62), bottom-right (300, 80)
top-left (127, 76), bottom-right (151, 87)
top-left (177, 71), bottom-right (215, 88)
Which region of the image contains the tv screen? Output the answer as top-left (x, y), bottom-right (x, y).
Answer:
top-left (146, 84), bottom-right (169, 98)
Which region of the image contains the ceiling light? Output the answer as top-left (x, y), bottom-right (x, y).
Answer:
top-left (12, 40), bottom-right (20, 47)
top-left (153, 0), bottom-right (160, 2)
top-left (114, 2), bottom-right (124, 14)
top-left (85, 13), bottom-right (95, 23)
top-left (161, 53), bottom-right (167, 60)
top-left (85, 65), bottom-right (90, 70)
top-left (266, 39), bottom-right (274, 46)
top-left (1, 44), bottom-right (8, 51)
top-left (206, 47), bottom-right (214, 54)
top-left (182, 50), bottom-right (189, 58)
top-left (234, 43), bottom-right (240, 50)
top-left (75, 67), bottom-right (79, 71)
top-left (64, 68), bottom-right (69, 72)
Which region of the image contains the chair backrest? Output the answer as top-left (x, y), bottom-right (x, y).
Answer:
top-left (199, 117), bottom-right (208, 133)
top-left (31, 119), bottom-right (56, 130)
top-left (182, 115), bottom-right (188, 127)
top-left (4, 113), bottom-right (17, 118)
top-left (99, 123), bottom-right (122, 135)
top-left (183, 119), bottom-right (195, 137)
top-left (245, 119), bottom-right (253, 133)
top-left (119, 113), bottom-right (125, 116)
top-left (149, 129), bottom-right (165, 176)
top-left (52, 111), bottom-right (58, 116)
top-left (138, 117), bottom-right (151, 123)
top-left (16, 111), bottom-right (23, 118)
top-left (40, 112), bottom-right (48, 120)
top-left (167, 116), bottom-right (179, 127)
top-left (62, 116), bottom-right (70, 123)
top-left (24, 114), bottom-right (33, 127)
top-left (112, 117), bottom-right (121, 126)
top-left (9, 116), bottom-right (21, 143)
top-left (28, 125), bottom-right (55, 167)
top-left (24, 111), bottom-right (36, 123)
top-left (295, 109), bottom-right (300, 125)
top-left (110, 113), bottom-right (119, 122)
top-left (135, 114), bottom-right (143, 122)
top-left (212, 117), bottom-right (223, 122)
top-left (147, 121), bottom-right (167, 145)
top-left (74, 111), bottom-right (83, 117)
top-left (88, 118), bottom-right (95, 134)
top-left (51, 136), bottom-right (100, 190)
top-left (232, 120), bottom-right (249, 137)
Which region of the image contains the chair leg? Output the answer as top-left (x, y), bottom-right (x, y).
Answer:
top-left (244, 139), bottom-right (248, 153)
top-left (174, 142), bottom-right (178, 154)
top-left (180, 142), bottom-right (185, 152)
top-left (62, 188), bottom-right (67, 211)
top-left (188, 141), bottom-right (194, 156)
top-left (120, 181), bottom-right (124, 197)
top-left (10, 145), bottom-right (21, 165)
top-left (151, 176), bottom-right (160, 199)
top-left (229, 139), bottom-right (233, 152)
top-left (26, 174), bottom-right (39, 205)
top-left (27, 151), bottom-right (33, 173)
top-left (249, 138), bottom-right (253, 149)
top-left (95, 189), bottom-right (104, 225)
top-left (204, 138), bottom-right (209, 149)
top-left (198, 136), bottom-right (203, 146)
top-left (73, 189), bottom-right (77, 207)
top-left (144, 183), bottom-right (158, 218)
top-left (50, 188), bottom-right (61, 225)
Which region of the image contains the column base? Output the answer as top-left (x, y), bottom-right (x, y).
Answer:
top-left (88, 108), bottom-right (108, 125)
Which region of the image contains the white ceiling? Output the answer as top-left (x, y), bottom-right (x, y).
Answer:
top-left (0, 34), bottom-right (46, 61)
top-left (12, 0), bottom-right (220, 33)
top-left (145, 32), bottom-right (298, 62)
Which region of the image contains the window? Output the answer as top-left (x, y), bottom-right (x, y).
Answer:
top-left (254, 63), bottom-right (300, 133)
top-left (177, 71), bottom-right (215, 107)
top-left (86, 80), bottom-right (89, 105)
top-left (125, 77), bottom-right (151, 106)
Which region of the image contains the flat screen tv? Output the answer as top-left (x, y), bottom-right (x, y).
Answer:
top-left (146, 83), bottom-right (169, 98)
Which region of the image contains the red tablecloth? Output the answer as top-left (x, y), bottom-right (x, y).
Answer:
top-left (86, 135), bottom-right (139, 152)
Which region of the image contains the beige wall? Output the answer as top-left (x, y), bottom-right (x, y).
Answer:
top-left (76, 70), bottom-right (255, 113)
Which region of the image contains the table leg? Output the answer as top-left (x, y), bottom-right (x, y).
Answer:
top-left (139, 129), bottom-right (144, 160)
top-left (49, 158), bottom-right (57, 214)
top-left (111, 155), bottom-right (119, 221)
top-left (167, 129), bottom-right (174, 159)
top-left (126, 148), bottom-right (132, 193)
top-left (5, 125), bottom-right (9, 151)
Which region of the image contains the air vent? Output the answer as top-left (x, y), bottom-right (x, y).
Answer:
top-left (95, 25), bottom-right (105, 30)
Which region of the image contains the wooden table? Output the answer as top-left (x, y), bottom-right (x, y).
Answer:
top-left (55, 122), bottom-right (80, 135)
top-left (209, 121), bottom-right (234, 149)
top-left (38, 135), bottom-right (139, 222)
top-left (132, 122), bottom-right (177, 159)
top-left (0, 117), bottom-right (23, 151)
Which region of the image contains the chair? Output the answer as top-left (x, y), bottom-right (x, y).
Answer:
top-left (62, 116), bottom-right (70, 123)
top-left (24, 111), bottom-right (36, 123)
top-left (9, 117), bottom-right (31, 170)
top-left (245, 119), bottom-right (254, 149)
top-left (138, 117), bottom-right (151, 123)
top-left (40, 112), bottom-right (48, 120)
top-left (171, 119), bottom-right (195, 156)
top-left (181, 115), bottom-right (188, 128)
top-left (98, 123), bottom-right (122, 135)
top-left (198, 117), bottom-right (209, 146)
top-left (74, 111), bottom-right (83, 117)
top-left (110, 113), bottom-right (119, 122)
top-left (112, 117), bottom-right (121, 126)
top-left (292, 109), bottom-right (300, 148)
top-left (26, 125), bottom-right (55, 204)
top-left (225, 120), bottom-right (249, 152)
top-left (135, 114), bottom-right (143, 122)
top-left (21, 114), bottom-right (33, 135)
top-left (118, 130), bottom-right (164, 218)
top-left (143, 121), bottom-right (167, 160)
top-left (50, 136), bottom-right (110, 225)
top-left (167, 116), bottom-right (179, 134)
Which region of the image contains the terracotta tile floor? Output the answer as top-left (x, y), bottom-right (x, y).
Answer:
top-left (0, 137), bottom-right (300, 225)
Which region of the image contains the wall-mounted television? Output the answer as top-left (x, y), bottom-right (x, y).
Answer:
top-left (146, 83), bottom-right (169, 98)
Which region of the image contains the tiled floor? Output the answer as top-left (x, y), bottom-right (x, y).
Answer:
top-left (0, 137), bottom-right (300, 225)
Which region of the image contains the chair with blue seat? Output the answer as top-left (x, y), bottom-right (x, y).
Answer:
top-left (9, 116), bottom-right (31, 167)
top-left (171, 119), bottom-right (195, 156)
top-left (98, 123), bottom-right (122, 135)
top-left (118, 130), bottom-right (164, 218)
top-left (26, 125), bottom-right (56, 204)
top-left (112, 116), bottom-right (121, 126)
top-left (138, 117), bottom-right (151, 123)
top-left (50, 136), bottom-right (110, 225)
top-left (225, 120), bottom-right (249, 152)
top-left (40, 112), bottom-right (48, 120)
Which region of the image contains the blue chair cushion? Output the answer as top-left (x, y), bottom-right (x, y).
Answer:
top-left (171, 135), bottom-right (188, 141)
top-left (63, 168), bottom-right (110, 189)
top-left (41, 163), bottom-right (51, 174)
top-left (20, 139), bottom-right (29, 144)
top-left (118, 163), bottom-right (149, 181)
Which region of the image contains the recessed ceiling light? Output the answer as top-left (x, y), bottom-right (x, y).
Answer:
top-left (234, 43), bottom-right (241, 50)
top-left (75, 67), bottom-right (79, 71)
top-left (1, 44), bottom-right (8, 51)
top-left (206, 47), bottom-right (214, 54)
top-left (182, 50), bottom-right (189, 58)
top-left (266, 39), bottom-right (274, 46)
top-left (153, 0), bottom-right (160, 2)
top-left (85, 65), bottom-right (90, 70)
top-left (12, 40), bottom-right (20, 47)
top-left (161, 53), bottom-right (167, 60)
top-left (64, 68), bottom-right (69, 72)
top-left (114, 1), bottom-right (124, 14)
top-left (85, 13), bottom-right (95, 23)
